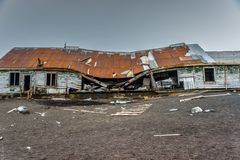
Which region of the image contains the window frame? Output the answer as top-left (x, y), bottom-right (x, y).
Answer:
top-left (45, 72), bottom-right (57, 87)
top-left (203, 67), bottom-right (215, 82)
top-left (9, 72), bottom-right (20, 86)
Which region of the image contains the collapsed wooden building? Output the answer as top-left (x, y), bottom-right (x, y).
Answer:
top-left (0, 43), bottom-right (240, 95)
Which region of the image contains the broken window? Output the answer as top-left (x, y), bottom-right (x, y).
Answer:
top-left (46, 73), bottom-right (57, 87)
top-left (204, 68), bottom-right (215, 82)
top-left (10, 72), bottom-right (20, 86)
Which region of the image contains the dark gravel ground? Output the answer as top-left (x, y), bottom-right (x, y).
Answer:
top-left (0, 91), bottom-right (240, 160)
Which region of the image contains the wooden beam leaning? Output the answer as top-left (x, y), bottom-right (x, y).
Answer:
top-left (120, 70), bottom-right (150, 89)
top-left (81, 74), bottom-right (108, 89)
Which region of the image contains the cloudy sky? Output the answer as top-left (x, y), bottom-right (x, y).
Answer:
top-left (0, 0), bottom-right (240, 57)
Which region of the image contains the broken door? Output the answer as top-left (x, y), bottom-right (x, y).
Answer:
top-left (23, 75), bottom-right (31, 91)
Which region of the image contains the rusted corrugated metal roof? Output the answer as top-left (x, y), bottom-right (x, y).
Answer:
top-left (0, 44), bottom-right (205, 78)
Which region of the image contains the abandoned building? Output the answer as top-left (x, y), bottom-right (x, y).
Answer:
top-left (0, 43), bottom-right (240, 95)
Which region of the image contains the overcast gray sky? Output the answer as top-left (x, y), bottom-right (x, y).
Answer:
top-left (0, 0), bottom-right (240, 57)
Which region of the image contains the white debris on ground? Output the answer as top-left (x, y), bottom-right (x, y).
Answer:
top-left (63, 107), bottom-right (109, 114)
top-left (178, 90), bottom-right (209, 97)
top-left (190, 106), bottom-right (215, 114)
top-left (180, 93), bottom-right (231, 102)
top-left (63, 108), bottom-right (79, 112)
top-left (26, 146), bottom-right (31, 150)
top-left (7, 106), bottom-right (30, 114)
top-left (110, 100), bottom-right (131, 104)
top-left (191, 106), bottom-right (203, 113)
top-left (154, 134), bottom-right (181, 137)
top-left (83, 98), bottom-right (92, 101)
top-left (80, 109), bottom-right (106, 114)
top-left (0, 136), bottom-right (3, 140)
top-left (180, 95), bottom-right (203, 102)
top-left (169, 109), bottom-right (178, 112)
top-left (35, 112), bottom-right (46, 117)
top-left (204, 109), bottom-right (215, 113)
top-left (95, 107), bottom-right (109, 111)
top-left (51, 98), bottom-right (70, 101)
top-left (7, 108), bottom-right (17, 113)
top-left (56, 121), bottom-right (61, 125)
top-left (17, 106), bottom-right (29, 114)
top-left (111, 103), bottom-right (152, 116)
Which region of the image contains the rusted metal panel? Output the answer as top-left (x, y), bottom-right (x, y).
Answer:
top-left (0, 45), bottom-right (206, 79)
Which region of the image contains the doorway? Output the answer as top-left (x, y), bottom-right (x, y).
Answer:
top-left (24, 75), bottom-right (31, 91)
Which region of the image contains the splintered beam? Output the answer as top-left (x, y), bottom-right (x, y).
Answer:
top-left (81, 74), bottom-right (108, 89)
top-left (120, 70), bottom-right (150, 88)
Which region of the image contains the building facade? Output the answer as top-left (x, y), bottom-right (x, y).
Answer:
top-left (0, 43), bottom-right (240, 94)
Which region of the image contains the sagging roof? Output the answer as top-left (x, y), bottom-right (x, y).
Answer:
top-left (0, 43), bottom-right (209, 78)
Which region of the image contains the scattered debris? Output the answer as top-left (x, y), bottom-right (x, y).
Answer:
top-left (111, 113), bottom-right (139, 116)
top-left (154, 134), bottom-right (181, 137)
top-left (83, 98), bottom-right (92, 101)
top-left (180, 95), bottom-right (203, 102)
top-left (180, 93), bottom-right (231, 102)
top-left (7, 108), bottom-right (17, 113)
top-left (143, 96), bottom-right (150, 100)
top-left (0, 136), bottom-right (3, 140)
top-left (10, 124), bottom-right (15, 127)
top-left (204, 109), bottom-right (215, 113)
top-left (191, 106), bottom-right (203, 114)
top-left (35, 112), bottom-right (46, 117)
top-left (143, 96), bottom-right (160, 100)
top-left (178, 90), bottom-right (209, 97)
top-left (95, 107), bottom-right (109, 111)
top-left (169, 109), bottom-right (178, 112)
top-left (26, 146), bottom-right (31, 150)
top-left (110, 100), bottom-right (131, 104)
top-left (113, 94), bottom-right (126, 99)
top-left (203, 93), bottom-right (231, 98)
top-left (56, 121), bottom-right (61, 125)
top-left (51, 98), bottom-right (70, 101)
top-left (111, 103), bottom-right (152, 116)
top-left (81, 110), bottom-right (106, 114)
top-left (63, 108), bottom-right (79, 112)
top-left (17, 106), bottom-right (29, 114)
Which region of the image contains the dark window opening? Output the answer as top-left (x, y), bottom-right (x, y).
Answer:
top-left (10, 72), bottom-right (20, 86)
top-left (46, 74), bottom-right (51, 86)
top-left (204, 68), bottom-right (215, 82)
top-left (46, 73), bottom-right (57, 87)
top-left (52, 74), bottom-right (56, 86)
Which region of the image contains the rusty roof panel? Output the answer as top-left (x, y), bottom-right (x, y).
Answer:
top-left (0, 44), bottom-right (206, 78)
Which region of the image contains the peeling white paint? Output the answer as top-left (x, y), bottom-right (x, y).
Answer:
top-left (0, 70), bottom-right (82, 94)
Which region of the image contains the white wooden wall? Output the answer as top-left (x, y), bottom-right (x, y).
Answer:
top-left (0, 70), bottom-right (82, 94)
top-left (178, 66), bottom-right (240, 90)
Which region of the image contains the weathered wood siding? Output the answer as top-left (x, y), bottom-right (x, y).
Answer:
top-left (0, 71), bottom-right (21, 93)
top-left (0, 70), bottom-right (82, 94)
top-left (178, 65), bottom-right (240, 90)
